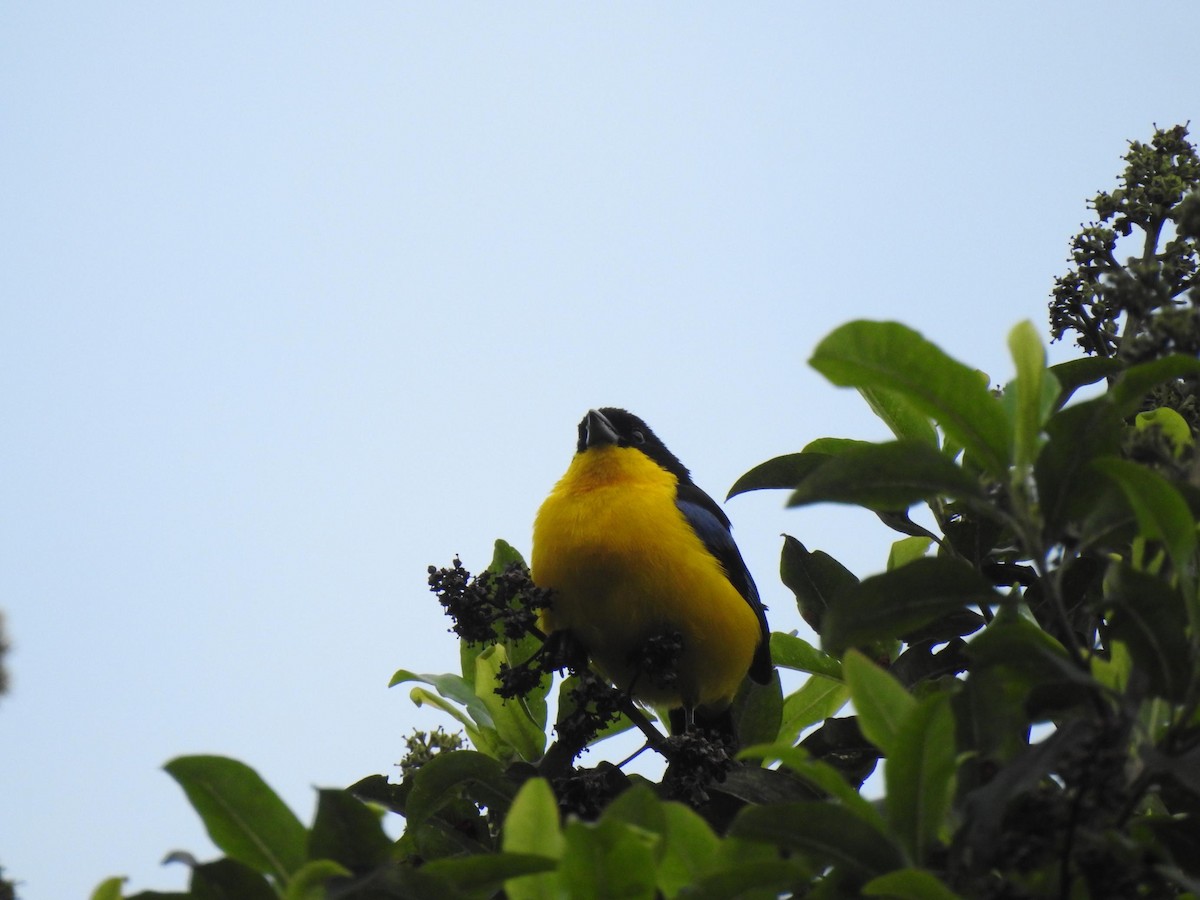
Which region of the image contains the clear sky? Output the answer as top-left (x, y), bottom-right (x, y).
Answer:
top-left (2, 4), bottom-right (1196, 897)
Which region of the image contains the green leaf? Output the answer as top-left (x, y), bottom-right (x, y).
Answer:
top-left (1106, 563), bottom-right (1192, 701)
top-left (164, 756), bottom-right (307, 885)
top-left (780, 535), bottom-right (859, 631)
top-left (843, 650), bottom-right (916, 756)
top-left (863, 867), bottom-right (964, 900)
top-left (90, 878), bottom-right (126, 900)
top-left (389, 670), bottom-right (495, 730)
top-left (885, 693), bottom-right (956, 862)
top-left (740, 742), bottom-right (887, 832)
top-left (888, 537), bottom-right (932, 571)
top-left (1109, 354), bottom-right (1200, 416)
top-left (283, 860), bottom-right (352, 900)
top-left (1093, 457), bottom-right (1198, 579)
top-left (489, 538), bottom-right (527, 570)
top-left (787, 440), bottom-right (991, 513)
top-left (1137, 407), bottom-right (1195, 458)
top-left (822, 558), bottom-right (1000, 657)
top-left (858, 385), bottom-right (939, 446)
top-left (732, 669), bottom-right (785, 748)
top-left (474, 645), bottom-right (547, 762)
top-left (422, 853), bottom-right (557, 893)
top-left (559, 817), bottom-right (660, 900)
top-left (728, 452), bottom-right (831, 498)
top-left (188, 857), bottom-right (277, 900)
top-left (1007, 320), bottom-right (1049, 473)
top-left (779, 675), bottom-right (851, 743)
top-left (307, 789), bottom-right (392, 872)
top-left (403, 750), bottom-right (514, 830)
top-left (770, 631), bottom-right (843, 679)
top-left (657, 802), bottom-right (720, 897)
top-left (406, 686), bottom-right (503, 758)
top-left (810, 321), bottom-right (1011, 476)
top-left (1036, 397), bottom-right (1125, 534)
top-left (503, 778), bottom-right (564, 900)
top-left (730, 802), bottom-right (905, 882)
top-left (1048, 357), bottom-right (1124, 408)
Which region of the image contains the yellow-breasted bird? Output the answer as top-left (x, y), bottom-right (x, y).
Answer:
top-left (531, 408), bottom-right (771, 738)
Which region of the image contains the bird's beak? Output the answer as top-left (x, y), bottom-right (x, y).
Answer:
top-left (583, 409), bottom-right (620, 449)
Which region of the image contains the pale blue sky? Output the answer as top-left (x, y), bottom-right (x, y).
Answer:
top-left (2, 4), bottom-right (1196, 897)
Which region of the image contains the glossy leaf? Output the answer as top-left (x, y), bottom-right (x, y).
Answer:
top-left (732, 669), bottom-right (785, 748)
top-left (422, 853), bottom-right (557, 893)
top-left (283, 860), bottom-right (352, 900)
top-left (657, 802), bottom-right (720, 897)
top-left (1136, 407), bottom-right (1194, 457)
top-left (810, 321), bottom-right (1011, 476)
top-left (886, 693), bottom-right (956, 862)
top-left (859, 385), bottom-right (939, 446)
top-left (1108, 354), bottom-right (1200, 416)
top-left (740, 743), bottom-right (887, 831)
top-left (863, 868), bottom-right (964, 900)
top-left (559, 817), bottom-right (659, 900)
top-left (728, 451), bottom-right (833, 498)
top-left (822, 558), bottom-right (1000, 657)
top-left (1007, 320), bottom-right (1049, 472)
top-left (843, 650), bottom-right (916, 756)
top-left (787, 440), bottom-right (990, 513)
top-left (188, 858), bottom-right (278, 900)
top-left (780, 535), bottom-right (859, 631)
top-left (1035, 397), bottom-right (1124, 534)
top-left (770, 631), bottom-right (842, 679)
top-left (779, 675), bottom-right (850, 742)
top-left (1106, 563), bottom-right (1192, 701)
top-left (164, 756), bottom-right (307, 885)
top-left (1048, 356), bottom-right (1123, 407)
top-left (474, 645), bottom-right (547, 761)
top-left (1093, 457), bottom-right (1197, 579)
top-left (731, 802), bottom-right (905, 882)
top-left (307, 788), bottom-right (391, 872)
top-left (403, 750), bottom-right (513, 830)
top-left (502, 777), bottom-right (565, 900)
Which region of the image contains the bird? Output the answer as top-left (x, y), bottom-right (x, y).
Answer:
top-left (531, 407), bottom-right (771, 739)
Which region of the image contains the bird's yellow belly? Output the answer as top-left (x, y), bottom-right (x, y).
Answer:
top-left (532, 477), bottom-right (760, 711)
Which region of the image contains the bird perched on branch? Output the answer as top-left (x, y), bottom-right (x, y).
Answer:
top-left (532, 408), bottom-right (771, 739)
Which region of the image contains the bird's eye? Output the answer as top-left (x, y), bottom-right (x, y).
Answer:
top-left (630, 430), bottom-right (645, 444)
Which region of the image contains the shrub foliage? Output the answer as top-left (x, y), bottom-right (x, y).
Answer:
top-left (92, 126), bottom-right (1200, 900)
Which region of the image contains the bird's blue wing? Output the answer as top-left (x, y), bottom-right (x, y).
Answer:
top-left (677, 485), bottom-right (772, 684)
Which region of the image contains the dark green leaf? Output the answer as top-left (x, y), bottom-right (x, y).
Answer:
top-left (1048, 357), bottom-right (1124, 408)
top-left (810, 321), bottom-right (1011, 476)
top-left (283, 860), bottom-right (352, 900)
top-left (787, 441), bottom-right (990, 513)
top-left (863, 867), bottom-right (964, 899)
top-left (403, 750), bottom-right (514, 830)
top-left (886, 693), bottom-right (956, 863)
top-left (1093, 457), bottom-right (1198, 577)
top-left (780, 536), bottom-right (859, 632)
top-left (731, 669), bottom-right (785, 748)
top-left (422, 854), bottom-right (557, 893)
top-left (728, 452), bottom-right (831, 499)
top-left (307, 788), bottom-right (392, 872)
top-left (190, 858), bottom-right (277, 900)
top-left (730, 802), bottom-right (904, 882)
top-left (740, 743), bottom-right (886, 831)
top-left (822, 558), bottom-right (1000, 657)
top-left (1106, 563), bottom-right (1192, 701)
top-left (1109, 355), bottom-right (1200, 416)
top-left (1036, 398), bottom-right (1124, 535)
top-left (682, 860), bottom-right (807, 900)
top-left (164, 756), bottom-right (307, 884)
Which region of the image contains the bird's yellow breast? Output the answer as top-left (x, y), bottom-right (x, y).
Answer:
top-left (531, 445), bottom-right (761, 711)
